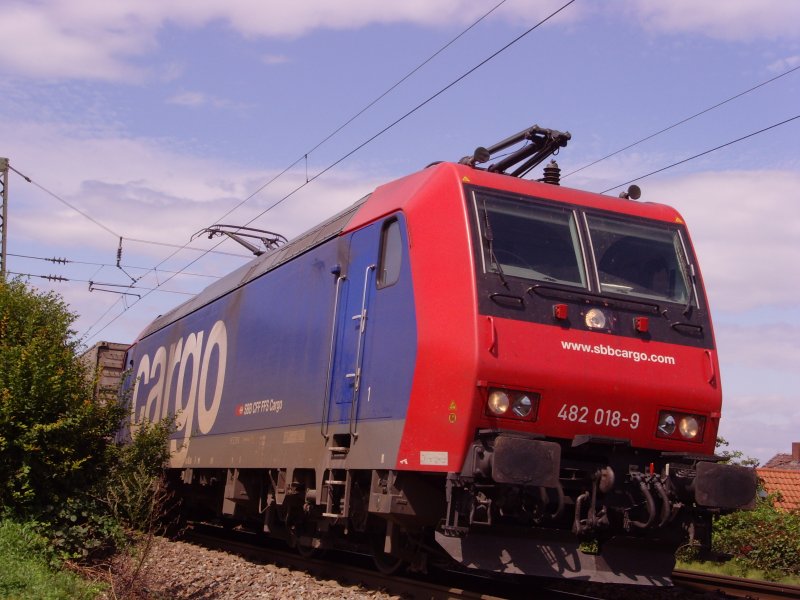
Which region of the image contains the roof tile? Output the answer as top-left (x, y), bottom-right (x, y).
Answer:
top-left (757, 468), bottom-right (800, 511)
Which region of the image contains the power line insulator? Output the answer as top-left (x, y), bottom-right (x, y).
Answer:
top-left (542, 160), bottom-right (561, 185)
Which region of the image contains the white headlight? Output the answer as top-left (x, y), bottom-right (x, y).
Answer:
top-left (511, 394), bottom-right (533, 417)
top-left (487, 390), bottom-right (510, 415)
top-left (585, 308), bottom-right (607, 329)
top-left (658, 413), bottom-right (676, 436)
top-left (678, 416), bottom-right (700, 439)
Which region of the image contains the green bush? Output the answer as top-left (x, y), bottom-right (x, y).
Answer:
top-left (105, 417), bottom-right (174, 532)
top-left (0, 279), bottom-right (126, 514)
top-left (0, 279), bottom-right (172, 563)
top-left (713, 495), bottom-right (800, 576)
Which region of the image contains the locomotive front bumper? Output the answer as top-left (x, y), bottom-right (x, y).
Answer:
top-left (464, 431), bottom-right (758, 511)
top-left (691, 460), bottom-right (757, 509)
top-left (438, 432), bottom-right (758, 584)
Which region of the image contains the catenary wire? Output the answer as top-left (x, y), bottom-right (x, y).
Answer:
top-left (298, 1), bottom-right (509, 164)
top-left (243, 0), bottom-right (578, 225)
top-left (7, 252), bottom-right (223, 279)
top-left (123, 0), bottom-right (512, 282)
top-left (81, 0), bottom-right (579, 343)
top-left (7, 165), bottom-right (249, 258)
top-left (7, 271), bottom-right (195, 295)
top-left (600, 114), bottom-right (800, 194)
top-left (81, 297), bottom-right (125, 341)
top-left (564, 63), bottom-right (800, 179)
top-left (9, 164), bottom-right (119, 238)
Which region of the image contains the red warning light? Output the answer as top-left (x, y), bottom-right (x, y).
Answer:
top-left (553, 304), bottom-right (568, 320)
top-left (634, 316), bottom-right (649, 333)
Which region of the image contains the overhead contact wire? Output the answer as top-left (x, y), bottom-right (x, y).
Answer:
top-left (8, 165), bottom-right (244, 258)
top-left (601, 114), bottom-right (800, 194)
top-left (7, 252), bottom-right (222, 279)
top-left (82, 0), bottom-right (578, 342)
top-left (137, 0), bottom-right (510, 275)
top-left (565, 63), bottom-right (800, 179)
top-left (244, 0), bottom-right (578, 224)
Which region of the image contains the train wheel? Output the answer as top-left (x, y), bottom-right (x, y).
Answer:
top-left (290, 526), bottom-right (326, 558)
top-left (372, 548), bottom-right (404, 575)
top-left (370, 526), bottom-right (405, 575)
top-left (296, 537), bottom-right (323, 559)
top-left (287, 508), bottom-right (325, 559)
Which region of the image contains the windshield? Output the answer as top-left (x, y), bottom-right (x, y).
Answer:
top-left (475, 192), bottom-right (694, 305)
top-left (586, 214), bottom-right (692, 304)
top-left (479, 194), bottom-right (587, 287)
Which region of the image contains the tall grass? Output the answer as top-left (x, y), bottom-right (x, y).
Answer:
top-left (0, 519), bottom-right (103, 600)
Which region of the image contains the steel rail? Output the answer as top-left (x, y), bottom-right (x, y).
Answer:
top-left (673, 568), bottom-right (800, 599)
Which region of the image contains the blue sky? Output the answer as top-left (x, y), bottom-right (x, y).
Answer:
top-left (2, 0), bottom-right (798, 464)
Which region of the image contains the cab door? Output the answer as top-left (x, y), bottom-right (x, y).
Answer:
top-left (323, 216), bottom-right (407, 439)
top-left (323, 224), bottom-right (377, 438)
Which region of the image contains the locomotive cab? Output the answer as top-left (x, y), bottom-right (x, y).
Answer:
top-left (406, 131), bottom-right (759, 584)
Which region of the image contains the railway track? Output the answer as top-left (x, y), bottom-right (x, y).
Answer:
top-left (183, 525), bottom-right (800, 599)
top-left (182, 525), bottom-right (601, 599)
top-left (672, 569), bottom-right (800, 600)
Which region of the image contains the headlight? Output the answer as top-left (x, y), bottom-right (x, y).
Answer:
top-left (678, 416), bottom-right (700, 439)
top-left (658, 413), bottom-right (676, 436)
top-left (512, 394), bottom-right (533, 417)
top-left (585, 308), bottom-right (608, 329)
top-left (656, 410), bottom-right (705, 443)
top-left (486, 388), bottom-right (540, 420)
top-left (487, 390), bottom-right (510, 415)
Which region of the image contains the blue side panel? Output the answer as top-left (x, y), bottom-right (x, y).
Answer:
top-left (125, 217), bottom-right (417, 452)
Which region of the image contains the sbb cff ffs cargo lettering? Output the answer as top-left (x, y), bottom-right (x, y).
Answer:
top-left (123, 125), bottom-right (756, 585)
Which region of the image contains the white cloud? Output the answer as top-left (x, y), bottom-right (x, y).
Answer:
top-left (0, 2), bottom-right (153, 81)
top-left (645, 170), bottom-right (800, 313)
top-left (0, 0), bottom-right (581, 82)
top-left (10, 0), bottom-right (798, 85)
top-left (5, 114), bottom-right (385, 343)
top-left (7, 117), bottom-right (379, 251)
top-left (166, 91), bottom-right (207, 107)
top-left (262, 54), bottom-right (289, 66)
top-left (717, 324), bottom-right (800, 372)
top-left (2, 1), bottom-right (797, 82)
top-left (767, 55), bottom-right (800, 73)
top-left (622, 0), bottom-right (800, 41)
top-left (717, 392), bottom-right (799, 465)
top-left (165, 91), bottom-right (246, 109)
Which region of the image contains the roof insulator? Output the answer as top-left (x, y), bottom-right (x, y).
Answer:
top-left (542, 160), bottom-right (561, 185)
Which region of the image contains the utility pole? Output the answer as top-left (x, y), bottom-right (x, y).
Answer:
top-left (0, 157), bottom-right (8, 280)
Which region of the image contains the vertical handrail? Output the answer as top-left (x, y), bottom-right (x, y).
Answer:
top-left (321, 270), bottom-right (345, 439)
top-left (349, 264), bottom-right (376, 438)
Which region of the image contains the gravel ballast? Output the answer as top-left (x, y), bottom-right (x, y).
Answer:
top-left (137, 538), bottom-right (396, 599)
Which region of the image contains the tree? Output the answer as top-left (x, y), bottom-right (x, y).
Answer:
top-left (716, 437), bottom-right (760, 468)
top-left (0, 278), bottom-right (125, 514)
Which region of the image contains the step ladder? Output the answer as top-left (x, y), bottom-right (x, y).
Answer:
top-left (322, 445), bottom-right (351, 519)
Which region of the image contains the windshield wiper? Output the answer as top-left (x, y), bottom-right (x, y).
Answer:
top-left (528, 284), bottom-right (661, 315)
top-left (482, 202), bottom-right (508, 288)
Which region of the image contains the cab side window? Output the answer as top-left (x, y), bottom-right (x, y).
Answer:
top-left (377, 219), bottom-right (402, 289)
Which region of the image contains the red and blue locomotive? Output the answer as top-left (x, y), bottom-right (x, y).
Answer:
top-left (124, 125), bottom-right (756, 584)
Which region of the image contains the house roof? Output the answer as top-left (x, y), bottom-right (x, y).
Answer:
top-left (763, 453), bottom-right (800, 470)
top-left (756, 468), bottom-right (800, 511)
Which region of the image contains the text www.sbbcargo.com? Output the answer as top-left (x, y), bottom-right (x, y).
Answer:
top-left (560, 340), bottom-right (676, 365)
